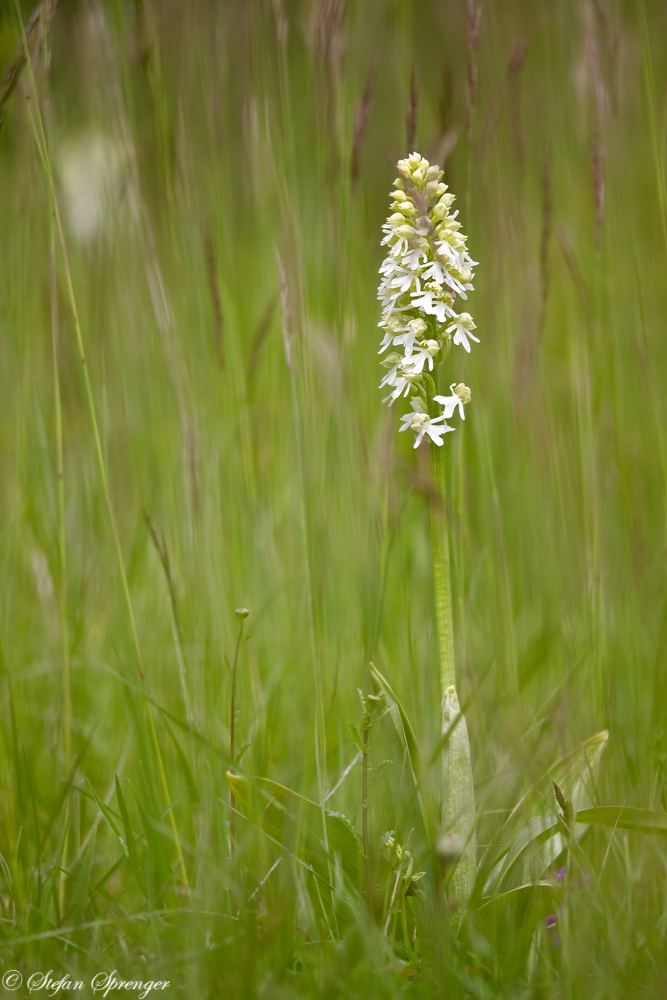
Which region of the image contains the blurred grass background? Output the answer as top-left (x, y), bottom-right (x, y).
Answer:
top-left (1, 0), bottom-right (667, 995)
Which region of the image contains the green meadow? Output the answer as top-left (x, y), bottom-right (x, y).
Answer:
top-left (1, 0), bottom-right (667, 995)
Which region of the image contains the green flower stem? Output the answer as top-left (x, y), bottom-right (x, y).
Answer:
top-left (428, 385), bottom-right (477, 905)
top-left (428, 402), bottom-right (456, 694)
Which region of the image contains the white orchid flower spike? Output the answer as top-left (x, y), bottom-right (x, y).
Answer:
top-left (377, 153), bottom-right (478, 448)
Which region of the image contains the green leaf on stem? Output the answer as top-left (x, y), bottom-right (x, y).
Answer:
top-left (348, 722), bottom-right (365, 755)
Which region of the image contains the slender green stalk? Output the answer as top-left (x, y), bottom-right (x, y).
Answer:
top-left (42, 16), bottom-right (71, 914)
top-left (51, 217), bottom-right (71, 917)
top-left (143, 510), bottom-right (193, 724)
top-left (362, 704), bottom-right (371, 902)
top-left (429, 411), bottom-right (456, 694)
top-left (383, 857), bottom-right (404, 936)
top-left (428, 388), bottom-right (476, 905)
top-left (44, 10), bottom-right (70, 786)
top-left (230, 609), bottom-right (248, 856)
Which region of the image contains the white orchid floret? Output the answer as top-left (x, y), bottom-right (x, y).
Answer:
top-left (393, 316), bottom-right (428, 356)
top-left (398, 399), bottom-right (453, 448)
top-left (388, 360), bottom-right (422, 385)
top-left (422, 259), bottom-right (453, 287)
top-left (446, 312), bottom-right (480, 353)
top-left (410, 287), bottom-right (455, 324)
top-left (379, 351), bottom-right (403, 370)
top-left (378, 314), bottom-right (410, 353)
top-left (433, 383), bottom-right (472, 422)
top-left (383, 380), bottom-right (419, 405)
top-left (378, 329), bottom-right (394, 353)
top-left (408, 317), bottom-right (428, 336)
top-left (380, 359), bottom-right (424, 404)
top-left (431, 196), bottom-right (455, 221)
top-left (402, 246), bottom-right (427, 269)
top-left (404, 339), bottom-right (441, 374)
top-left (455, 382), bottom-right (472, 405)
top-left (392, 192), bottom-right (416, 213)
top-left (378, 269), bottom-right (421, 302)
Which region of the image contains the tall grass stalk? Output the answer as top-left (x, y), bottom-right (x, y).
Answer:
top-left (229, 607), bottom-right (248, 855)
top-left (50, 208), bottom-right (71, 915)
top-left (43, 25), bottom-right (72, 912)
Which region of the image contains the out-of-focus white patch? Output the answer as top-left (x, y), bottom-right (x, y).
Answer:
top-left (58, 131), bottom-right (137, 246)
top-left (31, 549), bottom-right (54, 607)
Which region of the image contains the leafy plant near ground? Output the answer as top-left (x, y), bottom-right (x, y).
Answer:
top-left (228, 671), bottom-right (667, 980)
top-left (2, 0), bottom-right (667, 996)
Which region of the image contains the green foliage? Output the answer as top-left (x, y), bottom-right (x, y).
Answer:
top-left (474, 882), bottom-right (561, 981)
top-left (227, 773), bottom-right (363, 893)
top-left (477, 731), bottom-right (608, 898)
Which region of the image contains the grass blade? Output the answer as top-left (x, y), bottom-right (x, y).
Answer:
top-left (576, 806), bottom-right (667, 837)
top-left (87, 779), bottom-right (128, 860)
top-left (227, 773), bottom-right (362, 893)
